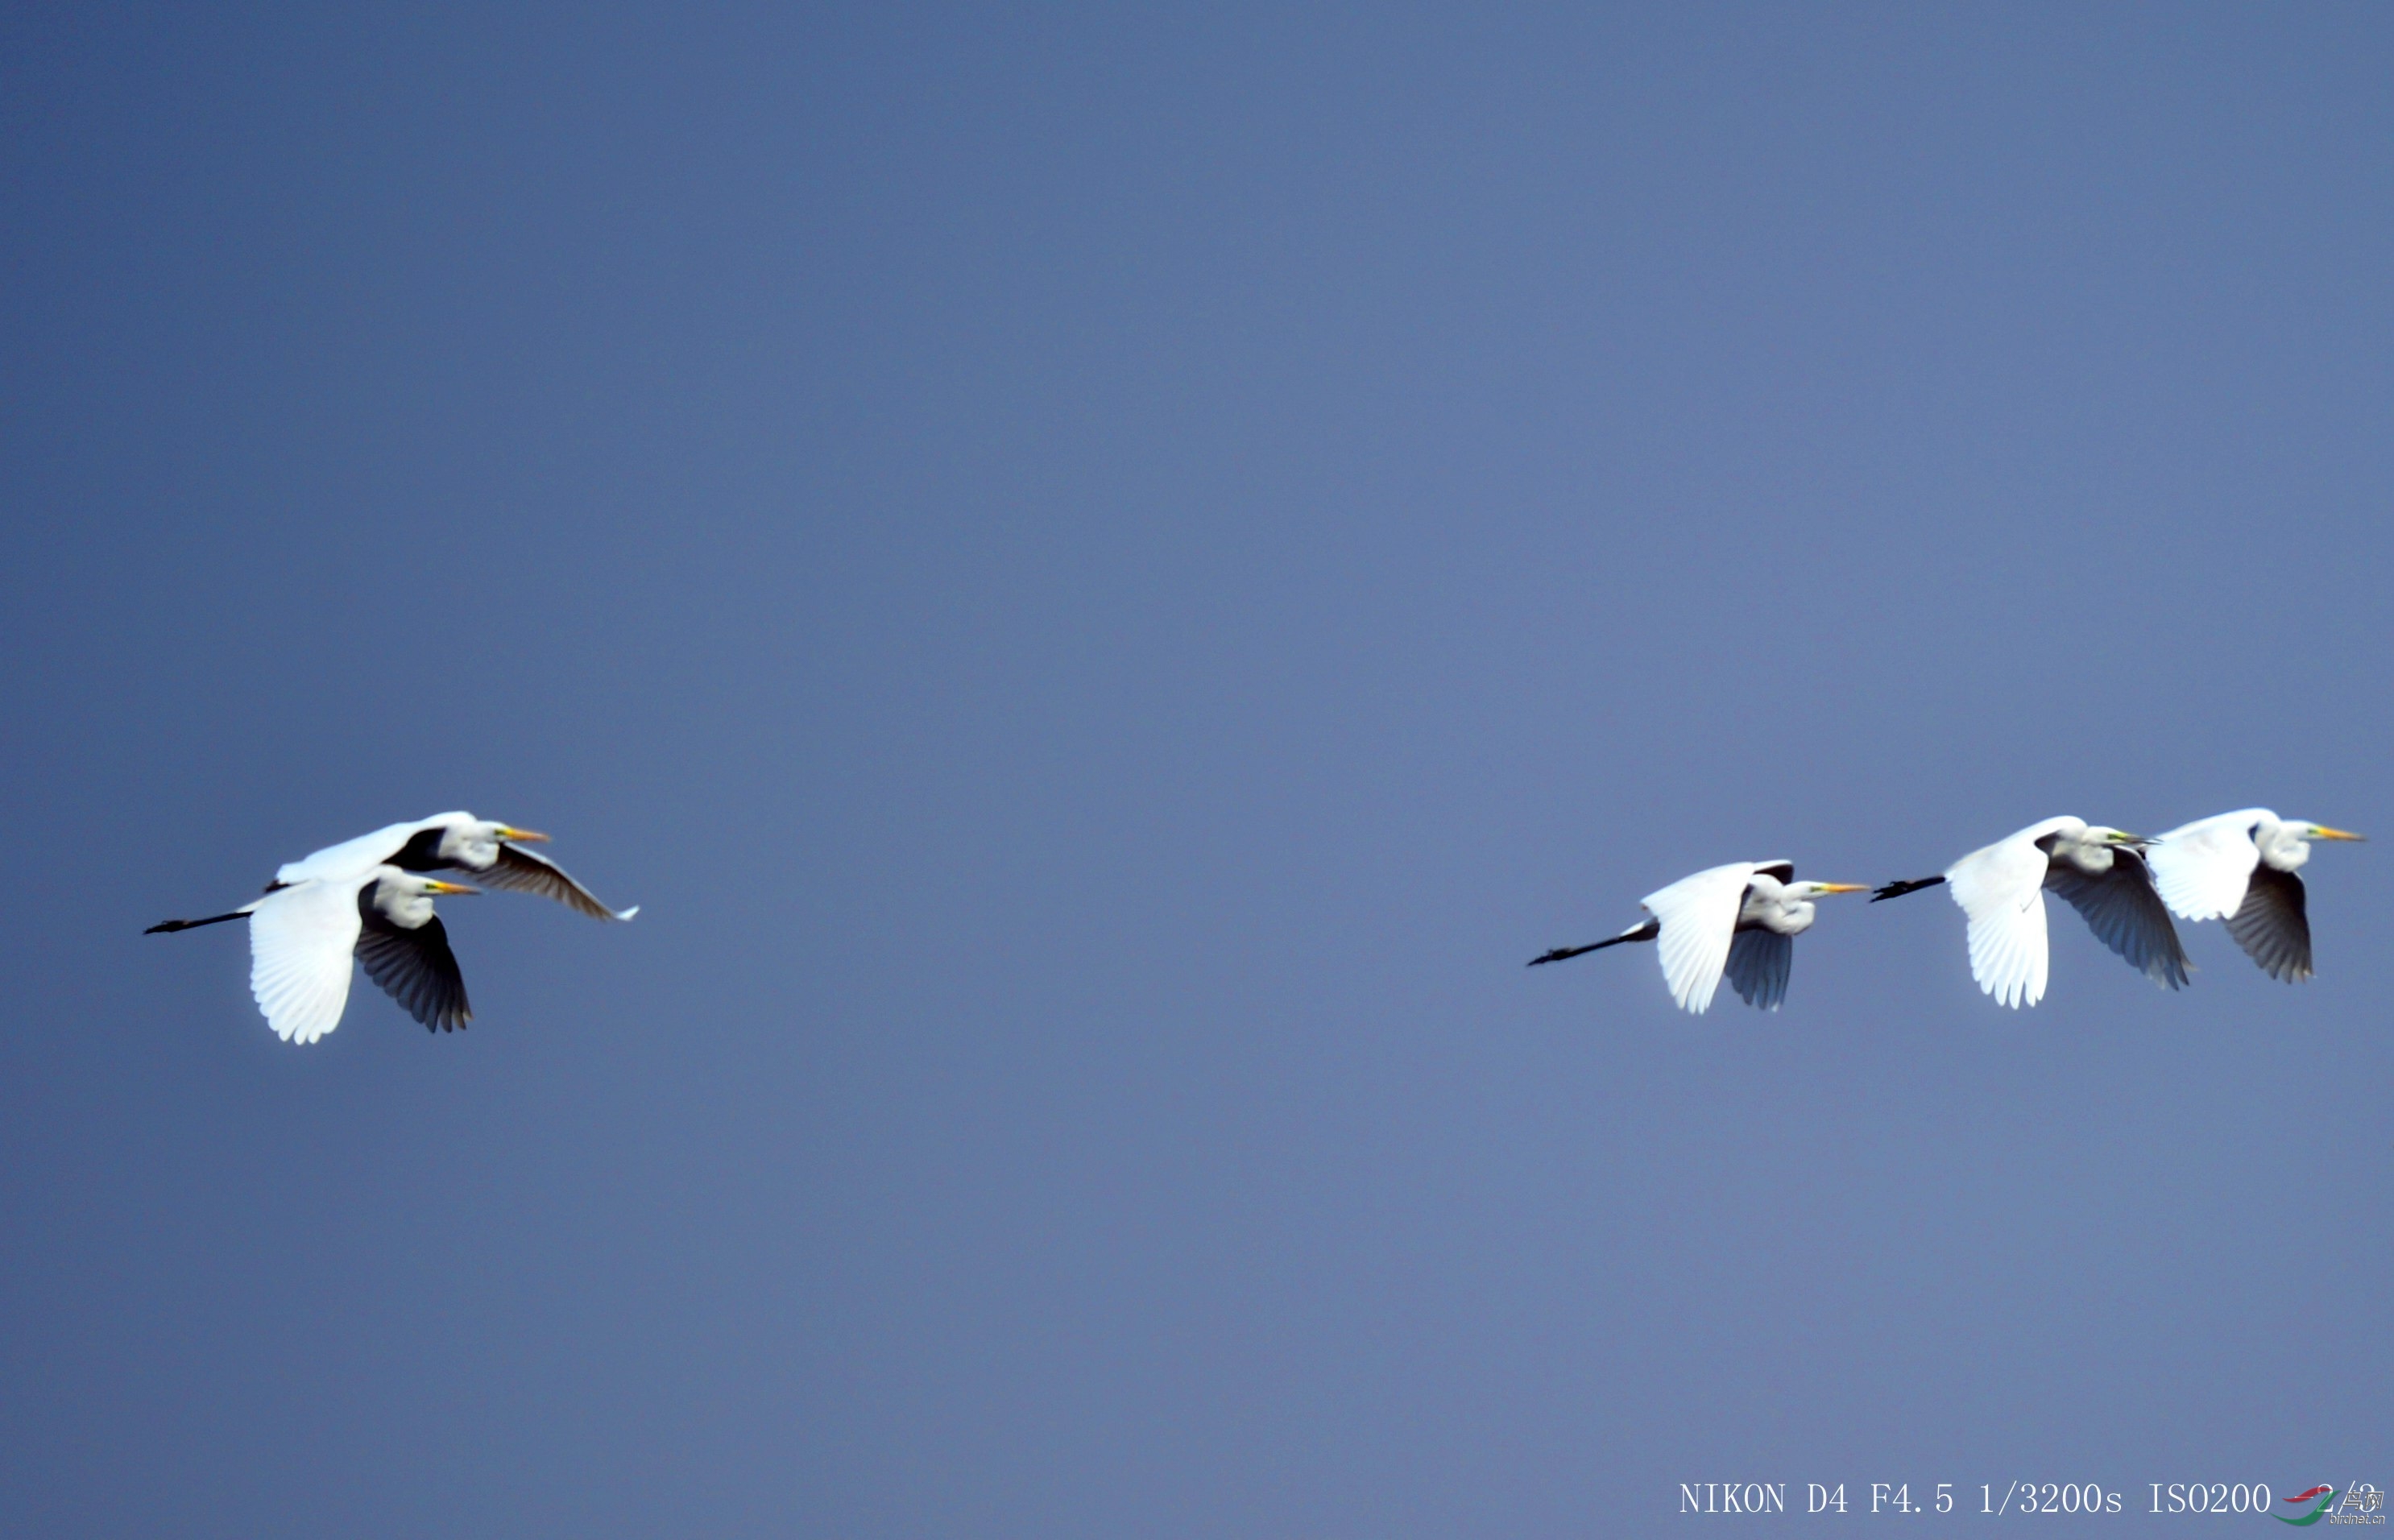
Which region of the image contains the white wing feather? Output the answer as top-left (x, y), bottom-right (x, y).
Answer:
top-left (247, 880), bottom-right (364, 1044)
top-left (275, 813), bottom-right (466, 885)
top-left (1640, 862), bottom-right (1756, 1014)
top-left (1945, 830), bottom-right (2052, 1009)
top-left (2145, 809), bottom-right (2268, 921)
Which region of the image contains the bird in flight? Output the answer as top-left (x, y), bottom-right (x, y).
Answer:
top-left (2143, 810), bottom-right (2363, 982)
top-left (1530, 861), bottom-right (1869, 1012)
top-left (1871, 816), bottom-right (2188, 1007)
top-left (147, 815), bottom-right (635, 1041)
top-left (271, 812), bottom-right (637, 921)
top-left (149, 867), bottom-right (479, 1042)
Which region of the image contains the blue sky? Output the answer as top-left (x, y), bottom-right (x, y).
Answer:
top-left (2, 4), bottom-right (2388, 1533)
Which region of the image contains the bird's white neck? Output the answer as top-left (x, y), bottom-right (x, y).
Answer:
top-left (1739, 879), bottom-right (1816, 936)
top-left (2254, 818), bottom-right (2310, 872)
top-left (2047, 827), bottom-right (2118, 874)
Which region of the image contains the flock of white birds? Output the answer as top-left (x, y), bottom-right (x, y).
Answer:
top-left (1530, 810), bottom-right (2363, 1014)
top-left (148, 805), bottom-right (2364, 1041)
top-left (148, 813), bottom-right (635, 1045)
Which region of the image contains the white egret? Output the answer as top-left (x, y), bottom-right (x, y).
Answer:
top-left (148, 867), bottom-right (479, 1042)
top-left (1529, 862), bottom-right (1870, 1012)
top-left (275, 812), bottom-right (636, 921)
top-left (2144, 810), bottom-right (2363, 982)
top-left (1871, 817), bottom-right (2189, 1007)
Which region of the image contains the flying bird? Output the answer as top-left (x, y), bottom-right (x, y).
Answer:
top-left (2144, 810), bottom-right (2363, 982)
top-left (1871, 817), bottom-right (2189, 1007)
top-left (1529, 862), bottom-right (1870, 1012)
top-left (148, 867), bottom-right (479, 1042)
top-left (149, 814), bottom-right (633, 1042)
top-left (272, 812), bottom-right (636, 921)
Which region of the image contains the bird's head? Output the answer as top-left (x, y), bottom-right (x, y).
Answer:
top-left (371, 871), bottom-right (479, 928)
top-left (2260, 820), bottom-right (2364, 872)
top-left (2089, 826), bottom-right (2148, 848)
top-left (438, 818), bottom-right (549, 868)
top-left (1788, 882), bottom-right (1870, 900)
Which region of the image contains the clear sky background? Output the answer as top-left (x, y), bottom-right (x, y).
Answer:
top-left (2, 3), bottom-right (2388, 1534)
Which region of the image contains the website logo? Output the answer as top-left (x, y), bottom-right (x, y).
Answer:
top-left (2276, 1484), bottom-right (2385, 1526)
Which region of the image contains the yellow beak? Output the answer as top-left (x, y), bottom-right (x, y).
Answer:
top-left (1815, 883), bottom-right (1871, 895)
top-left (425, 880), bottom-right (481, 896)
top-left (497, 826), bottom-right (550, 843)
top-left (2314, 826), bottom-right (2367, 842)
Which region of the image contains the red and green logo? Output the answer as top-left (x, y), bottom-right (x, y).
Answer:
top-left (2273, 1486), bottom-right (2335, 1526)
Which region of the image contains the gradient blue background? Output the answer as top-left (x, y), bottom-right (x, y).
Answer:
top-left (3, 4), bottom-right (2387, 1532)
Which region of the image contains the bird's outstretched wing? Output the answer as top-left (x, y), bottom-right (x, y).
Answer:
top-left (247, 880), bottom-right (363, 1044)
top-left (1945, 834), bottom-right (2052, 1008)
top-left (473, 842), bottom-right (638, 921)
top-left (275, 816), bottom-right (450, 887)
top-left (1722, 927), bottom-right (1793, 1012)
top-left (2223, 864), bottom-right (2311, 983)
top-left (2145, 810), bottom-right (2268, 921)
top-left (1640, 863), bottom-right (1755, 1014)
top-left (2043, 850), bottom-right (2190, 990)
top-left (355, 903), bottom-right (473, 1032)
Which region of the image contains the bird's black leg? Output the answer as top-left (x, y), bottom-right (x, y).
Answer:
top-left (1527, 919), bottom-right (1660, 966)
top-left (145, 911), bottom-right (250, 934)
top-left (1870, 876), bottom-right (1947, 903)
